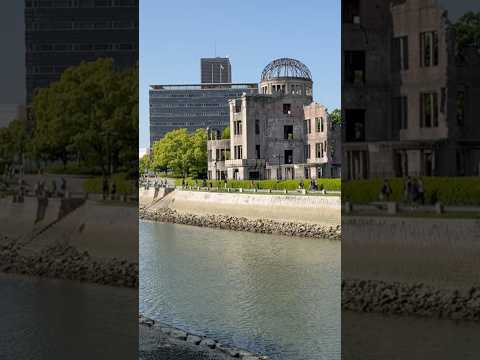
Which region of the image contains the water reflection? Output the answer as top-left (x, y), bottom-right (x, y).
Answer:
top-left (140, 221), bottom-right (340, 360)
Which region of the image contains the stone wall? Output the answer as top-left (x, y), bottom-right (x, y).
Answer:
top-left (140, 208), bottom-right (340, 240)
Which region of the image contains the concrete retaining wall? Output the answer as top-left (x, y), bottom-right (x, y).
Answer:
top-left (29, 200), bottom-right (138, 261)
top-left (0, 197), bottom-right (61, 239)
top-left (147, 190), bottom-right (340, 226)
top-left (139, 188), bottom-right (171, 208)
top-left (342, 216), bottom-right (480, 288)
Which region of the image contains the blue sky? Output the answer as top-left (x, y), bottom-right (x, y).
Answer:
top-left (140, 0), bottom-right (340, 149)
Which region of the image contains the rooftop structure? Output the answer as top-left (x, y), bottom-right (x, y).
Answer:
top-left (201, 57), bottom-right (231, 84)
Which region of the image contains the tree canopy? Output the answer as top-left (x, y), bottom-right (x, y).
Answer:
top-left (31, 58), bottom-right (138, 175)
top-left (329, 109), bottom-right (342, 125)
top-left (0, 118), bottom-right (28, 172)
top-left (139, 154), bottom-right (152, 174)
top-left (454, 11), bottom-right (480, 52)
top-left (221, 126), bottom-right (230, 139)
top-left (151, 128), bottom-right (207, 178)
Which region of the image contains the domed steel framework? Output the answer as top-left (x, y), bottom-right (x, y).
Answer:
top-left (260, 58), bottom-right (312, 81)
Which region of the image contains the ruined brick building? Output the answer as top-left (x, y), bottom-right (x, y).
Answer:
top-left (342, 0), bottom-right (480, 179)
top-left (207, 58), bottom-right (341, 181)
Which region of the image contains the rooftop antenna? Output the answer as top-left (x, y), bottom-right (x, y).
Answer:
top-left (214, 41), bottom-right (216, 57)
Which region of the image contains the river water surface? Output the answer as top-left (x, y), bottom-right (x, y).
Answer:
top-left (139, 221), bottom-right (341, 360)
top-left (343, 311), bottom-right (480, 359)
top-left (1, 274), bottom-right (137, 359)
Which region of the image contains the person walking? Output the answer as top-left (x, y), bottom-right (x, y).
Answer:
top-left (417, 178), bottom-right (425, 204)
top-left (380, 178), bottom-right (392, 201)
top-left (404, 177), bottom-right (412, 203)
top-left (60, 177), bottom-right (67, 197)
top-left (102, 177), bottom-right (109, 200)
top-left (111, 182), bottom-right (117, 200)
top-left (51, 179), bottom-right (57, 198)
top-left (411, 178), bottom-right (419, 204)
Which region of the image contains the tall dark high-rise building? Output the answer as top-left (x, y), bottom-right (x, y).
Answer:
top-left (25, 0), bottom-right (138, 104)
top-left (201, 57), bottom-right (231, 84)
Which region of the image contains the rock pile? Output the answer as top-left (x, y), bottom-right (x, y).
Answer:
top-left (139, 315), bottom-right (270, 360)
top-left (140, 208), bottom-right (340, 240)
top-left (342, 279), bottom-right (480, 321)
top-left (0, 237), bottom-right (138, 288)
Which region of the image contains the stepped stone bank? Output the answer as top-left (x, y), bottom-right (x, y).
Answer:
top-left (140, 207), bottom-right (341, 240)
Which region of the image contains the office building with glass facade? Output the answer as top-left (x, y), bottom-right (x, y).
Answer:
top-left (149, 83), bottom-right (258, 146)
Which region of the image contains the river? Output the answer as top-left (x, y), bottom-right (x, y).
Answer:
top-left (343, 311), bottom-right (480, 359)
top-left (139, 221), bottom-right (341, 360)
top-left (0, 274), bottom-right (137, 359)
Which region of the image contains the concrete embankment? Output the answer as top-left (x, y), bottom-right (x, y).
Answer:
top-left (145, 189), bottom-right (340, 226)
top-left (140, 189), bottom-right (341, 239)
top-left (342, 216), bottom-right (480, 288)
top-left (24, 199), bottom-right (139, 262)
top-left (342, 215), bottom-right (480, 320)
top-left (0, 197), bottom-right (61, 239)
top-left (1, 197), bottom-right (138, 287)
top-left (139, 315), bottom-right (270, 360)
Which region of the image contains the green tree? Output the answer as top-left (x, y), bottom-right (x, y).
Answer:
top-left (152, 129), bottom-right (193, 177)
top-left (221, 126), bottom-right (230, 139)
top-left (31, 58), bottom-right (138, 175)
top-left (189, 128), bottom-right (207, 178)
top-left (151, 128), bottom-right (208, 178)
top-left (0, 118), bottom-right (28, 171)
top-left (454, 11), bottom-right (480, 53)
top-left (329, 109), bottom-right (342, 125)
top-left (139, 154), bottom-right (152, 174)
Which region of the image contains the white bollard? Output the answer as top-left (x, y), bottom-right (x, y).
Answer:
top-left (345, 201), bottom-right (352, 214)
top-left (387, 202), bottom-right (398, 215)
top-left (435, 202), bottom-right (444, 214)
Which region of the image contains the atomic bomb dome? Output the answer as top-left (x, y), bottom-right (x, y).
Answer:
top-left (259, 58), bottom-right (313, 97)
top-left (260, 58), bottom-right (312, 81)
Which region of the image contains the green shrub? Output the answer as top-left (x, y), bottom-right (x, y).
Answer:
top-left (84, 173), bottom-right (134, 194)
top-left (46, 163), bottom-right (103, 175)
top-left (342, 177), bottom-right (480, 205)
top-left (175, 178), bottom-right (341, 191)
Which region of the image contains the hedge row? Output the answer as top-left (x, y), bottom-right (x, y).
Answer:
top-left (175, 178), bottom-right (341, 191)
top-left (83, 173), bottom-right (134, 194)
top-left (46, 163), bottom-right (103, 175)
top-left (342, 177), bottom-right (480, 205)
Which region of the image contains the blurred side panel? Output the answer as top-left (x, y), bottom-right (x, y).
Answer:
top-left (1, 1), bottom-right (139, 359)
top-left (342, 0), bottom-right (480, 359)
